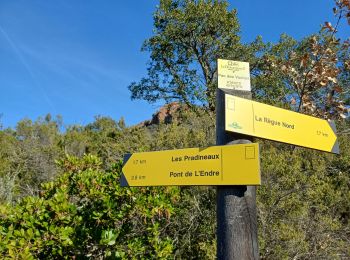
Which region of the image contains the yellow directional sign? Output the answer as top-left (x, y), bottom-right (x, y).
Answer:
top-left (225, 94), bottom-right (339, 153)
top-left (121, 143), bottom-right (260, 187)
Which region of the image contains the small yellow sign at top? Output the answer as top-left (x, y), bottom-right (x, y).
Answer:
top-left (218, 59), bottom-right (251, 91)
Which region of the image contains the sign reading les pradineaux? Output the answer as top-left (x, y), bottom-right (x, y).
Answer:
top-left (121, 143), bottom-right (261, 187)
top-left (225, 94), bottom-right (339, 154)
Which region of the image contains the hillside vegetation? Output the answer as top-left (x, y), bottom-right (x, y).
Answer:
top-left (0, 109), bottom-right (349, 259)
top-left (1, 0), bottom-right (350, 258)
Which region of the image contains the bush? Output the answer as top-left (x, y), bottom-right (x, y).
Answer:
top-left (0, 155), bottom-right (178, 259)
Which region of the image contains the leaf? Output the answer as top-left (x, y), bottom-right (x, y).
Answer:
top-left (320, 80), bottom-right (327, 86)
top-left (300, 54), bottom-right (309, 68)
top-left (327, 77), bottom-right (337, 83)
top-left (322, 21), bottom-right (336, 33)
top-left (334, 86), bottom-right (343, 93)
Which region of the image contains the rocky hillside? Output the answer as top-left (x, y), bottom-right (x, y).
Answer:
top-left (139, 102), bottom-right (184, 126)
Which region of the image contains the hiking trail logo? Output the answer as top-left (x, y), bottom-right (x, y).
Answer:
top-left (228, 122), bottom-right (242, 129)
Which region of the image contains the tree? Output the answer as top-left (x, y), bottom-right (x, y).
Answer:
top-left (129, 0), bottom-right (265, 111)
top-left (0, 115), bottom-right (63, 203)
top-left (1, 1), bottom-right (349, 258)
top-left (258, 0), bottom-right (350, 119)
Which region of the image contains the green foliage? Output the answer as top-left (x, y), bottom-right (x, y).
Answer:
top-left (129, 0), bottom-right (265, 110)
top-left (0, 1), bottom-right (349, 259)
top-left (258, 25), bottom-right (350, 119)
top-left (0, 155), bottom-right (177, 259)
top-left (258, 138), bottom-right (350, 259)
top-left (82, 116), bottom-right (151, 166)
top-left (0, 113), bottom-right (349, 258)
top-left (0, 115), bottom-right (63, 203)
top-left (150, 109), bottom-right (215, 150)
top-left (0, 131), bottom-right (18, 203)
top-left (171, 186), bottom-right (216, 259)
top-left (0, 153), bottom-right (218, 259)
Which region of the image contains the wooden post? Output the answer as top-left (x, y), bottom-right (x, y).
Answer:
top-left (216, 88), bottom-right (259, 260)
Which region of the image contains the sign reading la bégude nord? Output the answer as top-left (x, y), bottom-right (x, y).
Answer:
top-left (217, 59), bottom-right (251, 91)
top-left (121, 143), bottom-right (261, 187)
top-left (225, 94), bottom-right (339, 154)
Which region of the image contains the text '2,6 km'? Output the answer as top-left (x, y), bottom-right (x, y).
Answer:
top-left (121, 143), bottom-right (261, 187)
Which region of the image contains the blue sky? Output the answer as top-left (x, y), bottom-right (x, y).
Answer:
top-left (0, 0), bottom-right (346, 129)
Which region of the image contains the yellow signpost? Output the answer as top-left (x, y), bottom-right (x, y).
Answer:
top-left (217, 59), bottom-right (251, 91)
top-left (225, 94), bottom-right (339, 153)
top-left (121, 143), bottom-right (261, 186)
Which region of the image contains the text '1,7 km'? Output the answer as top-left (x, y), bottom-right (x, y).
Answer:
top-left (225, 94), bottom-right (339, 154)
top-left (120, 143), bottom-right (261, 187)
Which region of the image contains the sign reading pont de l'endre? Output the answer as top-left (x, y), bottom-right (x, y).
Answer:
top-left (218, 59), bottom-right (251, 91)
top-left (121, 143), bottom-right (261, 186)
top-left (225, 94), bottom-right (339, 154)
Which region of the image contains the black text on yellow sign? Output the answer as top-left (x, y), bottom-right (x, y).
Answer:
top-left (120, 143), bottom-right (261, 187)
top-left (225, 94), bottom-right (339, 153)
